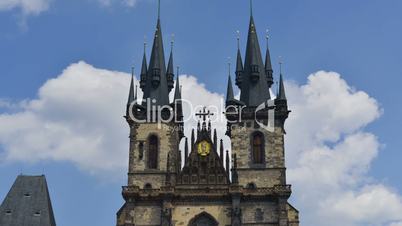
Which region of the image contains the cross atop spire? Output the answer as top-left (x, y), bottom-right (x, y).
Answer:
top-left (250, 0), bottom-right (253, 17)
top-left (196, 107), bottom-right (214, 122)
top-left (158, 0), bottom-right (161, 20)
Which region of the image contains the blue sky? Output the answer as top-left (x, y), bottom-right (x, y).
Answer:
top-left (1, 0), bottom-right (402, 225)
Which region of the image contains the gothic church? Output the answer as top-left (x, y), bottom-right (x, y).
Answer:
top-left (116, 2), bottom-right (299, 226)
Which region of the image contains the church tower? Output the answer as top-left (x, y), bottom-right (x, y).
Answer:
top-left (225, 3), bottom-right (298, 226)
top-left (116, 1), bottom-right (299, 226)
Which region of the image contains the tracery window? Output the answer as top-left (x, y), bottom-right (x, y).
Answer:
top-left (148, 135), bottom-right (158, 169)
top-left (252, 132), bottom-right (264, 164)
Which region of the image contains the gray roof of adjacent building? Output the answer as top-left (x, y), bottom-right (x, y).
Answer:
top-left (0, 175), bottom-right (56, 226)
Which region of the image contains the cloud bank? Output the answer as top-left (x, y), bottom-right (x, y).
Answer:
top-left (0, 62), bottom-right (401, 226)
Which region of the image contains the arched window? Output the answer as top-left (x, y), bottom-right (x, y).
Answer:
top-left (246, 182), bottom-right (257, 190)
top-left (252, 132), bottom-right (264, 164)
top-left (144, 183), bottom-right (152, 189)
top-left (148, 135), bottom-right (158, 169)
top-left (189, 212), bottom-right (218, 226)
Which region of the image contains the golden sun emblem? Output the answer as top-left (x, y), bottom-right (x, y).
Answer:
top-left (197, 140), bottom-right (211, 156)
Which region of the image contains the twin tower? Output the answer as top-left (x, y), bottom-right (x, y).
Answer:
top-left (117, 2), bottom-right (299, 226)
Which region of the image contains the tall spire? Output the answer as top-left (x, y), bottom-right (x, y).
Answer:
top-left (173, 67), bottom-right (181, 101)
top-left (184, 137), bottom-right (189, 163)
top-left (220, 139), bottom-right (224, 163)
top-left (226, 73), bottom-right (235, 105)
top-left (127, 66), bottom-right (135, 106)
top-left (174, 67), bottom-right (183, 128)
top-left (166, 35), bottom-right (175, 91)
top-left (191, 129), bottom-right (195, 153)
top-left (213, 129), bottom-right (217, 150)
top-left (140, 47), bottom-right (147, 89)
top-left (225, 150), bottom-right (230, 175)
top-left (277, 62), bottom-right (287, 100)
top-left (140, 1), bottom-right (170, 107)
top-left (239, 2), bottom-right (271, 106)
top-left (265, 30), bottom-right (274, 88)
top-left (235, 31), bottom-right (244, 87)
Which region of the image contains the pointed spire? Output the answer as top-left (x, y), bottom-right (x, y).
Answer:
top-left (139, 42), bottom-right (147, 88)
top-left (265, 30), bottom-right (274, 87)
top-left (277, 62), bottom-right (287, 100)
top-left (178, 150), bottom-right (182, 171)
top-left (166, 35), bottom-right (175, 91)
top-left (225, 150), bottom-right (230, 174)
top-left (174, 67), bottom-right (183, 127)
top-left (140, 3), bottom-right (170, 107)
top-left (213, 129), bottom-right (217, 150)
top-left (235, 31), bottom-right (244, 88)
top-left (184, 137), bottom-right (189, 164)
top-left (226, 74), bottom-right (235, 105)
top-left (220, 139), bottom-right (224, 163)
top-left (127, 67), bottom-right (135, 106)
top-left (239, 2), bottom-right (271, 106)
top-left (191, 129), bottom-right (195, 152)
top-left (173, 67), bottom-right (181, 101)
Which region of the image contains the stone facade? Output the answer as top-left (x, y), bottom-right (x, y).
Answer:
top-left (116, 2), bottom-right (299, 225)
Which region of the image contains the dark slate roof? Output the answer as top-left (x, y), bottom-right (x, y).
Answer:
top-left (0, 175), bottom-right (56, 226)
top-left (140, 52), bottom-right (148, 79)
top-left (127, 73), bottom-right (135, 106)
top-left (141, 19), bottom-right (171, 107)
top-left (226, 74), bottom-right (235, 103)
top-left (173, 72), bottom-right (181, 101)
top-left (239, 15), bottom-right (271, 107)
top-left (277, 73), bottom-right (287, 100)
top-left (265, 39), bottom-right (274, 87)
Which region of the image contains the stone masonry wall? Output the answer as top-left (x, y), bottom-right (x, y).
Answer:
top-left (231, 120), bottom-right (286, 187)
top-left (128, 122), bottom-right (179, 188)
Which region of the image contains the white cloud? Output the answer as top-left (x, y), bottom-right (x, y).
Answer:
top-left (0, 0), bottom-right (50, 15)
top-left (0, 64), bottom-right (401, 225)
top-left (0, 61), bottom-right (130, 175)
top-left (0, 61), bottom-right (226, 176)
top-left (286, 71), bottom-right (402, 226)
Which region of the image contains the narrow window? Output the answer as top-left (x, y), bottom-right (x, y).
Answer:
top-left (144, 183), bottom-right (152, 189)
top-left (148, 135), bottom-right (158, 169)
top-left (252, 132), bottom-right (264, 164)
top-left (247, 182), bottom-right (257, 190)
top-left (138, 141), bottom-right (144, 160)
